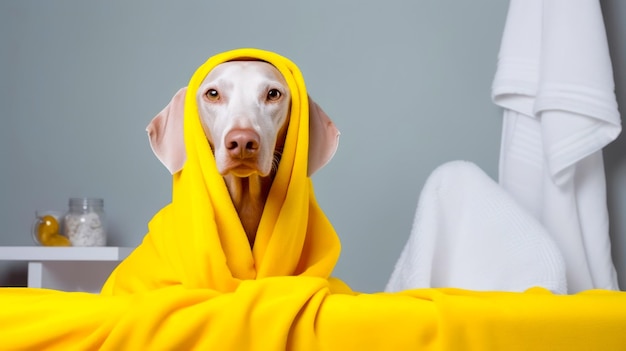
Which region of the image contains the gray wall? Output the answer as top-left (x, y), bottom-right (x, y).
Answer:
top-left (0, 0), bottom-right (624, 293)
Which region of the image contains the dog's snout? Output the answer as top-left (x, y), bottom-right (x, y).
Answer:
top-left (225, 129), bottom-right (260, 158)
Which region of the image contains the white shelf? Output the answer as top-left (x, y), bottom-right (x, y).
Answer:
top-left (0, 246), bottom-right (135, 293)
top-left (0, 246), bottom-right (133, 261)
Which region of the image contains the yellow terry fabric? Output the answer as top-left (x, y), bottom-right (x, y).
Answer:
top-left (0, 49), bottom-right (626, 350)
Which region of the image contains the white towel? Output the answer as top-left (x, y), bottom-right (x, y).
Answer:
top-left (492, 0), bottom-right (621, 292)
top-left (385, 161), bottom-right (567, 294)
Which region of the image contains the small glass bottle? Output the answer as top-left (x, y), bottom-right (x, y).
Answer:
top-left (64, 198), bottom-right (107, 246)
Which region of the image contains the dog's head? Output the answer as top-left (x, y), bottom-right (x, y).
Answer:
top-left (147, 61), bottom-right (339, 177)
top-left (196, 61), bottom-right (290, 177)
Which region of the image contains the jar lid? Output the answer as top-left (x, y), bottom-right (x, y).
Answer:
top-left (69, 197), bottom-right (104, 209)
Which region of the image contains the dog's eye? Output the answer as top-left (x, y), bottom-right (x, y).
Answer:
top-left (205, 89), bottom-right (220, 101)
top-left (267, 89), bottom-right (281, 101)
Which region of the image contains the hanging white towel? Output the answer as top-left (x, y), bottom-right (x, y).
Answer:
top-left (385, 161), bottom-right (567, 294)
top-left (492, 0), bottom-right (621, 292)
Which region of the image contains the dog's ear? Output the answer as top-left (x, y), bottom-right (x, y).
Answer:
top-left (146, 87), bottom-right (187, 174)
top-left (308, 96), bottom-right (340, 176)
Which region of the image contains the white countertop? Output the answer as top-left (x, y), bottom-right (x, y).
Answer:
top-left (0, 246), bottom-right (134, 261)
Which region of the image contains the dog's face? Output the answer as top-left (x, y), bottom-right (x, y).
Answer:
top-left (196, 61), bottom-right (291, 178)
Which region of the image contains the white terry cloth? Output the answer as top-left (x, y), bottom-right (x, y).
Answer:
top-left (385, 161), bottom-right (567, 294)
top-left (492, 0), bottom-right (621, 292)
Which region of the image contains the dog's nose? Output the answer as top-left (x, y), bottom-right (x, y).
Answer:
top-left (225, 129), bottom-right (260, 159)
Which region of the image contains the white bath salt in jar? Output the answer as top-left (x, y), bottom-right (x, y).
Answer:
top-left (64, 198), bottom-right (107, 246)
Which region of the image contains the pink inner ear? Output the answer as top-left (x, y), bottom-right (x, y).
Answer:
top-left (308, 96), bottom-right (340, 176)
top-left (146, 87), bottom-right (188, 174)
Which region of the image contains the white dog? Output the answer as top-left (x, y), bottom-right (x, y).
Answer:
top-left (147, 61), bottom-right (339, 247)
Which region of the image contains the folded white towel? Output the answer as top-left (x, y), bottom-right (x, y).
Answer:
top-left (492, 0), bottom-right (621, 292)
top-left (385, 161), bottom-right (567, 294)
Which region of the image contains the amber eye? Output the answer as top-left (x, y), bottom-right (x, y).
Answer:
top-left (205, 88), bottom-right (219, 101)
top-left (267, 89), bottom-right (281, 101)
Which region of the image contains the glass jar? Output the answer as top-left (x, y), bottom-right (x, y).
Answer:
top-left (64, 198), bottom-right (107, 246)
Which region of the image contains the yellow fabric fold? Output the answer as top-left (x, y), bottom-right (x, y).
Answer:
top-left (1, 48), bottom-right (626, 350)
top-left (2, 285), bottom-right (626, 350)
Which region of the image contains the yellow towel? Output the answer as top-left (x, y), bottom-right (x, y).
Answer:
top-left (1, 48), bottom-right (625, 350)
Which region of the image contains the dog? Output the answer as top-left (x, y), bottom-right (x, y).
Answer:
top-left (146, 60), bottom-right (339, 247)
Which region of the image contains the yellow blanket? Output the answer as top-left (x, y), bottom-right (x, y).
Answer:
top-left (1, 48), bottom-right (625, 350)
